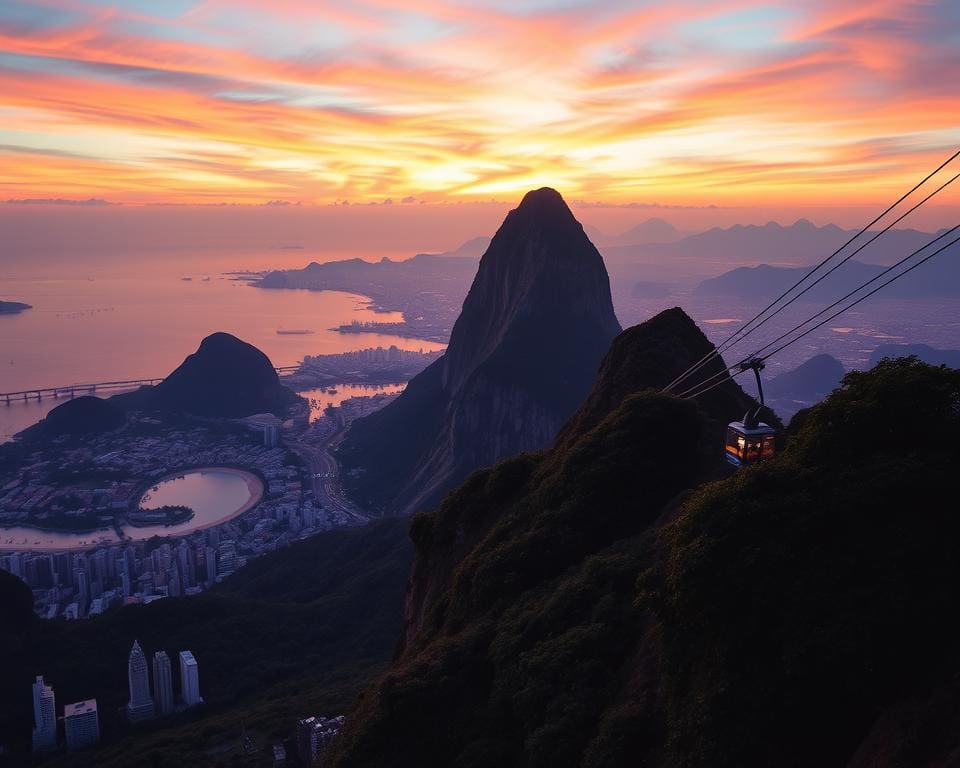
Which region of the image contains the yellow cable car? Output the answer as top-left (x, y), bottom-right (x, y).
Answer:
top-left (725, 358), bottom-right (776, 468)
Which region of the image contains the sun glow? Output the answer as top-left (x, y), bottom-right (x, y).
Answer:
top-left (0, 0), bottom-right (958, 205)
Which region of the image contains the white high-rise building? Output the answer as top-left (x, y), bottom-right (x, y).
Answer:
top-left (64, 699), bottom-right (99, 751)
top-left (31, 675), bottom-right (57, 752)
top-left (126, 640), bottom-right (155, 721)
top-left (179, 650), bottom-right (203, 707)
top-left (153, 651), bottom-right (175, 716)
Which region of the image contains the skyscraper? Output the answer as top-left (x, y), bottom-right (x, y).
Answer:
top-left (204, 546), bottom-right (217, 586)
top-left (31, 675), bottom-right (57, 752)
top-left (64, 699), bottom-right (100, 751)
top-left (153, 651), bottom-right (174, 716)
top-left (126, 640), bottom-right (155, 721)
top-left (179, 650), bottom-right (203, 707)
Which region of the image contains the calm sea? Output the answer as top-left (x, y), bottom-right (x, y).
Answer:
top-left (0, 252), bottom-right (444, 441)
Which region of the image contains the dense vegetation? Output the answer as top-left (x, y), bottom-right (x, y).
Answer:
top-left (326, 357), bottom-right (960, 767)
top-left (0, 519), bottom-right (413, 767)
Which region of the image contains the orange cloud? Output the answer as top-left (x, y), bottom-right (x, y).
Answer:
top-left (0, 0), bottom-right (957, 206)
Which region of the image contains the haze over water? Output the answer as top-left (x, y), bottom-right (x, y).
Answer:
top-left (0, 251), bottom-right (444, 441)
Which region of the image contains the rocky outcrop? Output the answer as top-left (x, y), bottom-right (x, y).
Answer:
top-left (113, 332), bottom-right (299, 418)
top-left (338, 188), bottom-right (621, 515)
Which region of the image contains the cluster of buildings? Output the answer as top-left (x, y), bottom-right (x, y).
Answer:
top-left (0, 421), bottom-right (357, 619)
top-left (270, 714), bottom-right (344, 766)
top-left (2, 486), bottom-right (349, 618)
top-left (31, 642), bottom-right (202, 755)
top-left (126, 640), bottom-right (202, 721)
top-left (0, 420), bottom-right (292, 531)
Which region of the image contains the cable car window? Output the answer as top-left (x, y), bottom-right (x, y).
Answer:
top-left (761, 435), bottom-right (775, 458)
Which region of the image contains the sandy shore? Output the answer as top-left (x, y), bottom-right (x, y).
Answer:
top-left (0, 466), bottom-right (265, 552)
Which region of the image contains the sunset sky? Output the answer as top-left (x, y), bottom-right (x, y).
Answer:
top-left (1, 0), bottom-right (959, 207)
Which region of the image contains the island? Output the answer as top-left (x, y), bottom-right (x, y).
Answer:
top-left (0, 301), bottom-right (32, 315)
top-left (125, 504), bottom-right (195, 527)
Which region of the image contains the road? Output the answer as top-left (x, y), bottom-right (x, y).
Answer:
top-left (286, 426), bottom-right (367, 524)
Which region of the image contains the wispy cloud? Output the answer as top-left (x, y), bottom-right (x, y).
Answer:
top-left (0, 0), bottom-right (957, 204)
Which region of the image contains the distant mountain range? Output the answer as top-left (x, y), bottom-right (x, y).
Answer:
top-left (695, 235), bottom-right (960, 300)
top-left (608, 220), bottom-right (948, 283)
top-left (337, 188), bottom-right (622, 516)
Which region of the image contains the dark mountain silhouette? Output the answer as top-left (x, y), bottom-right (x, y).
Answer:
top-left (337, 187), bottom-right (622, 516)
top-left (23, 395), bottom-right (126, 438)
top-left (113, 332), bottom-right (299, 418)
top-left (868, 343), bottom-right (960, 369)
top-left (326, 351), bottom-right (960, 768)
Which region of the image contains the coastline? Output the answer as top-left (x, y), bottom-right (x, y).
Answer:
top-left (132, 465), bottom-right (265, 534)
top-left (0, 466), bottom-right (265, 553)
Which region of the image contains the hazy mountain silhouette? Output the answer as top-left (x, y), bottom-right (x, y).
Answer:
top-left (766, 353), bottom-right (845, 405)
top-left (695, 236), bottom-right (960, 300)
top-left (338, 188), bottom-right (622, 516)
top-left (419, 236), bottom-right (491, 260)
top-left (603, 220), bottom-right (946, 277)
top-left (613, 216), bottom-right (682, 244)
top-left (113, 332), bottom-right (299, 418)
top-left (260, 253), bottom-right (477, 289)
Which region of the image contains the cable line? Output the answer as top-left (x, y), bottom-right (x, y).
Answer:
top-left (742, 225), bottom-right (960, 364)
top-left (662, 146), bottom-right (960, 394)
top-left (681, 228), bottom-right (960, 399)
top-left (756, 230), bottom-right (960, 363)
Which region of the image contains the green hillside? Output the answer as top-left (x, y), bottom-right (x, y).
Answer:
top-left (325, 357), bottom-right (960, 767)
top-left (1, 519), bottom-right (413, 767)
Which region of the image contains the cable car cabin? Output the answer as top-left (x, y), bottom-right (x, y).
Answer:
top-left (724, 421), bottom-right (776, 467)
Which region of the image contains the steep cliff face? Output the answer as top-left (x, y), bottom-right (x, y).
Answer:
top-left (113, 332), bottom-right (300, 418)
top-left (338, 188), bottom-right (621, 515)
top-left (325, 355), bottom-right (960, 768)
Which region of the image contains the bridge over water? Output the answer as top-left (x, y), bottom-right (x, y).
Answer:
top-left (1, 366), bottom-right (300, 404)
